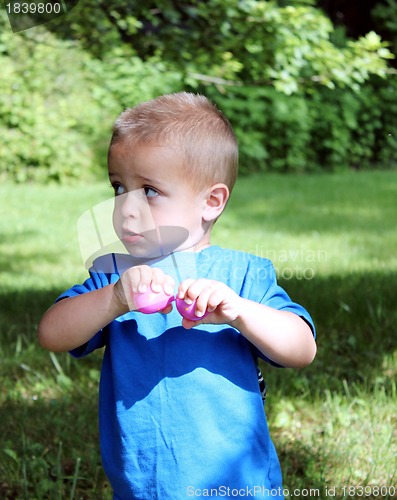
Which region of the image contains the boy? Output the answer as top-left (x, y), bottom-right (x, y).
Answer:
top-left (38, 92), bottom-right (316, 499)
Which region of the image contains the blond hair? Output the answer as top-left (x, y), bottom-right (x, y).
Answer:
top-left (110, 92), bottom-right (238, 193)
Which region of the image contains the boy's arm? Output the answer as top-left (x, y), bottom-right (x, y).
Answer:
top-left (230, 299), bottom-right (316, 369)
top-left (178, 279), bottom-right (316, 369)
top-left (38, 265), bottom-right (175, 352)
top-left (38, 283), bottom-right (128, 352)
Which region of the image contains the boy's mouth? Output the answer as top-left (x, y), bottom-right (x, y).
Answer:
top-left (120, 226), bottom-right (190, 254)
top-left (121, 230), bottom-right (143, 244)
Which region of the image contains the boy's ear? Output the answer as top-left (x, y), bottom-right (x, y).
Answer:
top-left (202, 183), bottom-right (230, 222)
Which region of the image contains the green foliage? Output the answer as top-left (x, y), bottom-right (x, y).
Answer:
top-left (206, 74), bottom-right (397, 173)
top-left (99, 49), bottom-right (183, 111)
top-left (373, 77), bottom-right (397, 166)
top-left (308, 75), bottom-right (397, 171)
top-left (1, 173), bottom-right (397, 496)
top-left (56, 0), bottom-right (393, 93)
top-left (373, 0), bottom-right (397, 59)
top-left (0, 13), bottom-right (182, 183)
top-left (208, 86), bottom-right (312, 173)
top-left (0, 15), bottom-right (114, 182)
top-left (0, 1), bottom-right (396, 182)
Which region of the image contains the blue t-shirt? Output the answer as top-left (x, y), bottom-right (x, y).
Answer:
top-left (58, 246), bottom-right (315, 499)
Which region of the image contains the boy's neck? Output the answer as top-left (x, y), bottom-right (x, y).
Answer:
top-left (191, 242), bottom-right (211, 253)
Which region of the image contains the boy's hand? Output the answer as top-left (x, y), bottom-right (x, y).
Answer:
top-left (177, 279), bottom-right (243, 329)
top-left (114, 265), bottom-right (175, 314)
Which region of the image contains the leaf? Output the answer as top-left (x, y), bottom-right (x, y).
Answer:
top-left (4, 448), bottom-right (19, 463)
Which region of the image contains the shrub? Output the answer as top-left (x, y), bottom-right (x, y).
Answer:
top-left (1, 4), bottom-right (396, 182)
top-left (206, 75), bottom-right (397, 173)
top-left (0, 14), bottom-right (182, 183)
top-left (0, 22), bottom-right (113, 182)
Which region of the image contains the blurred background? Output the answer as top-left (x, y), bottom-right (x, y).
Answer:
top-left (0, 1), bottom-right (396, 498)
top-left (1, 0), bottom-right (397, 182)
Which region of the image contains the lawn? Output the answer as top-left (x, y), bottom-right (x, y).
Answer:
top-left (0, 170), bottom-right (396, 499)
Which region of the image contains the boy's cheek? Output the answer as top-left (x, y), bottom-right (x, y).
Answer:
top-left (112, 209), bottom-right (123, 238)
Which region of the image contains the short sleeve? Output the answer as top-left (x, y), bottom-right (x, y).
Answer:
top-left (247, 259), bottom-right (316, 366)
top-left (55, 268), bottom-right (118, 358)
top-left (259, 263), bottom-right (315, 337)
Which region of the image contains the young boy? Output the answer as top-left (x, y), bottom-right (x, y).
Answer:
top-left (38, 92), bottom-right (316, 499)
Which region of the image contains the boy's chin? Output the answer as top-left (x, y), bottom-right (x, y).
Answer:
top-left (122, 226), bottom-right (190, 259)
top-left (122, 241), bottom-right (181, 260)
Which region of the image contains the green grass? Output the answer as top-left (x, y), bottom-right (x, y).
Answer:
top-left (1, 171), bottom-right (396, 499)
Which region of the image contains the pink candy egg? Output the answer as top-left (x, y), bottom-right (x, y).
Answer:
top-left (133, 287), bottom-right (174, 314)
top-left (132, 286), bottom-right (211, 321)
top-left (175, 297), bottom-right (210, 321)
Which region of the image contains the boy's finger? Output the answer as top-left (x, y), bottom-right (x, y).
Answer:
top-left (181, 317), bottom-right (197, 329)
top-left (163, 275), bottom-right (175, 296)
top-left (177, 279), bottom-right (196, 300)
top-left (126, 266), bottom-right (143, 294)
top-left (183, 279), bottom-right (210, 301)
top-left (194, 283), bottom-right (224, 316)
top-left (192, 284), bottom-right (214, 313)
top-left (182, 279), bottom-right (217, 306)
top-left (136, 266), bottom-right (153, 293)
top-left (150, 267), bottom-right (175, 295)
top-left (123, 265), bottom-right (152, 293)
top-left (150, 268), bottom-right (175, 295)
top-left (150, 268), bottom-right (166, 292)
top-left (159, 303), bottom-right (174, 315)
top-left (207, 286), bottom-right (228, 308)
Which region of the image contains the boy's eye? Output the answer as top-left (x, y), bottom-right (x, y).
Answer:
top-left (144, 186), bottom-right (159, 198)
top-left (112, 183), bottom-right (125, 196)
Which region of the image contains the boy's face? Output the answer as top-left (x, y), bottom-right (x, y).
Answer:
top-left (108, 141), bottom-right (212, 258)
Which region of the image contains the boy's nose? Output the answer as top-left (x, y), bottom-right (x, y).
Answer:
top-left (118, 189), bottom-right (145, 219)
top-left (116, 189), bottom-right (156, 230)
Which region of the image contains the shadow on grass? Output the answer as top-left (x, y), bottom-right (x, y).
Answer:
top-left (277, 440), bottom-right (328, 494)
top-left (1, 268), bottom-right (396, 496)
top-left (2, 267), bottom-right (396, 391)
top-left (0, 393), bottom-right (110, 499)
top-left (272, 269), bottom-right (397, 395)
top-left (0, 285), bottom-right (107, 497)
top-left (225, 171), bottom-right (397, 236)
top-left (0, 231), bottom-right (62, 273)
